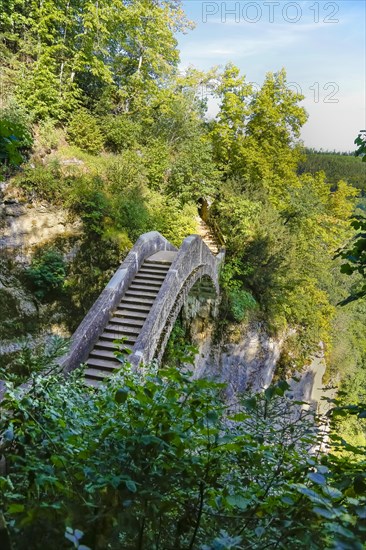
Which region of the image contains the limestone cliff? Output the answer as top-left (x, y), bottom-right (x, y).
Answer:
top-left (0, 182), bottom-right (81, 259)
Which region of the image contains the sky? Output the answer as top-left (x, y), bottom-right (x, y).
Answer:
top-left (177, 0), bottom-right (366, 152)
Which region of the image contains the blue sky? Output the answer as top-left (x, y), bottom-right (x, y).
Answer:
top-left (177, 0), bottom-right (366, 151)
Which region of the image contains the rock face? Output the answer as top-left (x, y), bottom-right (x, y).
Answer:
top-left (190, 317), bottom-right (330, 414)
top-left (0, 200), bottom-right (81, 257)
top-left (0, 262), bottom-right (39, 340)
top-left (0, 183), bottom-right (81, 364)
top-left (190, 319), bottom-right (283, 402)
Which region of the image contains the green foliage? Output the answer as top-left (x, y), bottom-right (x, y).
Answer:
top-left (148, 194), bottom-right (197, 247)
top-left (26, 249), bottom-right (67, 300)
top-left (37, 119), bottom-right (63, 151)
top-left (0, 365), bottom-right (365, 549)
top-left (1, 0), bottom-right (190, 121)
top-left (67, 110), bottom-right (104, 155)
top-left (0, 107), bottom-right (33, 172)
top-left (14, 161), bottom-right (66, 200)
top-left (355, 130), bottom-right (366, 163)
top-left (68, 176), bottom-right (109, 236)
top-left (64, 237), bottom-right (123, 323)
top-left (298, 149), bottom-right (366, 191)
top-left (167, 137), bottom-right (220, 202)
top-left (101, 115), bottom-right (141, 153)
top-left (0, 336), bottom-right (68, 387)
top-left (16, 52), bottom-right (80, 121)
top-left (162, 316), bottom-right (193, 366)
top-left (334, 357), bottom-right (366, 449)
top-left (227, 289), bottom-right (257, 323)
top-left (336, 215), bottom-right (366, 304)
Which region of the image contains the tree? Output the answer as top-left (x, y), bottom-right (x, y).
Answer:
top-left (355, 130), bottom-right (366, 162)
top-left (1, 0), bottom-right (192, 120)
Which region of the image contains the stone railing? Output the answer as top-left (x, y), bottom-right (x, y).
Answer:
top-left (59, 231), bottom-right (177, 374)
top-left (129, 234), bottom-right (221, 367)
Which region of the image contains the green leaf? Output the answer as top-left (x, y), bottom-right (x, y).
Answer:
top-left (340, 263), bottom-right (353, 275)
top-left (226, 495), bottom-right (249, 510)
top-left (312, 506), bottom-right (335, 519)
top-left (3, 428), bottom-right (14, 441)
top-left (8, 503), bottom-right (25, 514)
top-left (354, 475), bottom-right (366, 494)
top-left (125, 480), bottom-right (137, 493)
top-left (307, 472), bottom-right (326, 485)
top-left (322, 486), bottom-right (343, 499)
top-left (115, 388), bottom-right (129, 404)
top-left (243, 397), bottom-right (257, 410)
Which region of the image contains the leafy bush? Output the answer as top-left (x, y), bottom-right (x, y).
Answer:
top-left (37, 118), bottom-right (63, 151)
top-left (26, 249), bottom-right (67, 299)
top-left (228, 288), bottom-right (257, 322)
top-left (67, 110), bottom-right (104, 155)
top-left (68, 176), bottom-right (109, 236)
top-left (14, 162), bottom-right (65, 200)
top-left (0, 364), bottom-right (365, 549)
top-left (148, 194), bottom-right (197, 247)
top-left (0, 336), bottom-right (68, 386)
top-left (0, 107), bottom-right (33, 171)
top-left (101, 115), bottom-right (141, 152)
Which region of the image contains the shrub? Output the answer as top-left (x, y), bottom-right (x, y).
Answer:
top-left (0, 106), bottom-right (33, 172)
top-left (228, 288), bottom-right (257, 322)
top-left (26, 249), bottom-right (67, 299)
top-left (37, 119), bottom-right (63, 151)
top-left (101, 115), bottom-right (141, 152)
top-left (67, 109), bottom-right (104, 155)
top-left (148, 194), bottom-right (197, 247)
top-left (14, 162), bottom-right (64, 200)
top-left (68, 176), bottom-right (110, 236)
top-left (0, 363), bottom-right (365, 549)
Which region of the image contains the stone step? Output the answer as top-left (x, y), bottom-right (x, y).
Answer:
top-left (114, 302), bottom-right (151, 318)
top-left (128, 281), bottom-right (161, 294)
top-left (86, 357), bottom-right (121, 371)
top-left (105, 323), bottom-right (140, 335)
top-left (121, 295), bottom-right (155, 305)
top-left (134, 273), bottom-right (167, 282)
top-left (130, 279), bottom-right (163, 288)
top-left (84, 378), bottom-right (101, 388)
top-left (115, 307), bottom-right (150, 317)
top-left (125, 289), bottom-right (159, 299)
top-left (94, 339), bottom-right (131, 351)
top-left (91, 345), bottom-right (119, 357)
top-left (139, 266), bottom-right (170, 275)
top-left (85, 368), bottom-right (115, 380)
top-left (140, 261), bottom-right (169, 269)
top-left (99, 331), bottom-right (137, 343)
top-left (109, 316), bottom-right (145, 327)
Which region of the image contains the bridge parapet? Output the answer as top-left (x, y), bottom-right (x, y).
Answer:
top-left (129, 234), bottom-right (222, 367)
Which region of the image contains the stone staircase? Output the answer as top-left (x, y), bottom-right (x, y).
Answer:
top-left (195, 216), bottom-right (220, 255)
top-left (84, 251), bottom-right (176, 387)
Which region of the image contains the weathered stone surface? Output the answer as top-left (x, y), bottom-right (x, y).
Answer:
top-left (191, 322), bottom-right (283, 403)
top-left (59, 231), bottom-right (177, 373)
top-left (0, 267), bottom-right (39, 339)
top-left (0, 196), bottom-right (81, 254)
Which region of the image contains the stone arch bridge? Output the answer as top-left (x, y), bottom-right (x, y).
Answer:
top-left (59, 231), bottom-right (224, 386)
